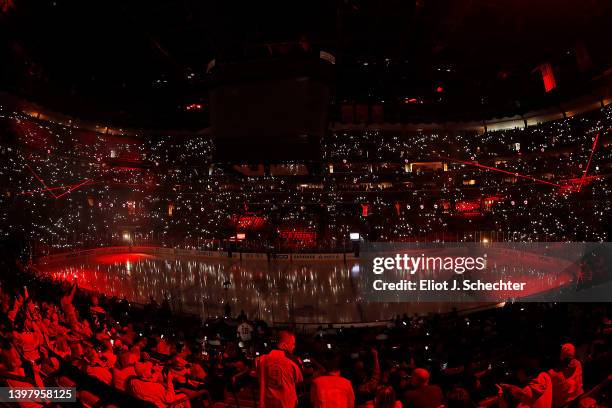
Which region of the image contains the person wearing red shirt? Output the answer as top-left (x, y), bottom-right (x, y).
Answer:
top-left (83, 348), bottom-right (113, 385)
top-left (155, 335), bottom-right (171, 355)
top-left (60, 284), bottom-right (78, 326)
top-left (100, 340), bottom-right (117, 368)
top-left (499, 357), bottom-right (553, 408)
top-left (402, 368), bottom-right (443, 408)
top-left (48, 334), bottom-right (71, 359)
top-left (12, 323), bottom-right (43, 363)
top-left (310, 354), bottom-right (355, 408)
top-left (129, 361), bottom-right (186, 408)
top-left (89, 295), bottom-right (106, 317)
top-left (257, 331), bottom-right (303, 408)
top-left (2, 346), bottom-right (45, 408)
top-left (548, 343), bottom-right (584, 407)
top-left (112, 352), bottom-right (137, 392)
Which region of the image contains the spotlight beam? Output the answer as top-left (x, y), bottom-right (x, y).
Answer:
top-left (24, 164), bottom-right (93, 199)
top-left (18, 179), bottom-right (94, 198)
top-left (17, 184), bottom-right (80, 196)
top-left (25, 164), bottom-right (58, 198)
top-left (445, 157), bottom-right (562, 188)
top-left (54, 178), bottom-right (92, 199)
top-left (577, 132), bottom-right (599, 191)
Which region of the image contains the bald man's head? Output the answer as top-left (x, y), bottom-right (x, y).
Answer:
top-left (412, 368), bottom-right (430, 387)
top-left (561, 343), bottom-right (575, 360)
top-left (277, 331), bottom-right (296, 353)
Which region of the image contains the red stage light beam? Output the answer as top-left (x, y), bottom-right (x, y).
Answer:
top-left (577, 132), bottom-right (599, 192)
top-left (54, 178), bottom-right (93, 199)
top-left (25, 164), bottom-right (58, 198)
top-left (18, 179), bottom-right (94, 198)
top-left (24, 164), bottom-right (93, 198)
top-left (447, 157), bottom-right (561, 188)
top-left (17, 184), bottom-right (78, 196)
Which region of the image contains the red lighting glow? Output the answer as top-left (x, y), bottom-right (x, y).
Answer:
top-left (539, 63), bottom-right (557, 93)
top-left (279, 229), bottom-right (317, 245)
top-left (231, 214), bottom-right (267, 230)
top-left (185, 103), bottom-right (204, 111)
top-left (448, 158), bottom-right (561, 188)
top-left (91, 253), bottom-right (154, 265)
top-left (361, 203), bottom-right (370, 217)
top-left (556, 132), bottom-right (601, 193)
top-left (577, 132), bottom-right (600, 191)
top-left (24, 164), bottom-right (93, 199)
top-left (455, 200), bottom-right (480, 212)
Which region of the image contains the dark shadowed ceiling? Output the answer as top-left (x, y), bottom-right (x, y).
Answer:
top-left (1, 0), bottom-right (610, 129)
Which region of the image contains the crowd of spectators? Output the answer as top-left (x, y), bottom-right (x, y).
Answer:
top-left (0, 257), bottom-right (610, 408)
top-left (0, 104), bottom-right (609, 255)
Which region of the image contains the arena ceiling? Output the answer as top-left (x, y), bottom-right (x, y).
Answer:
top-left (0, 0), bottom-right (610, 129)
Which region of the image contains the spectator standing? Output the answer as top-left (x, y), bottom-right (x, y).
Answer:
top-left (310, 354), bottom-right (355, 408)
top-left (403, 368), bottom-right (444, 408)
top-left (257, 331), bottom-right (303, 408)
top-left (499, 357), bottom-right (553, 408)
top-left (237, 319), bottom-right (254, 342)
top-left (548, 343), bottom-right (584, 407)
